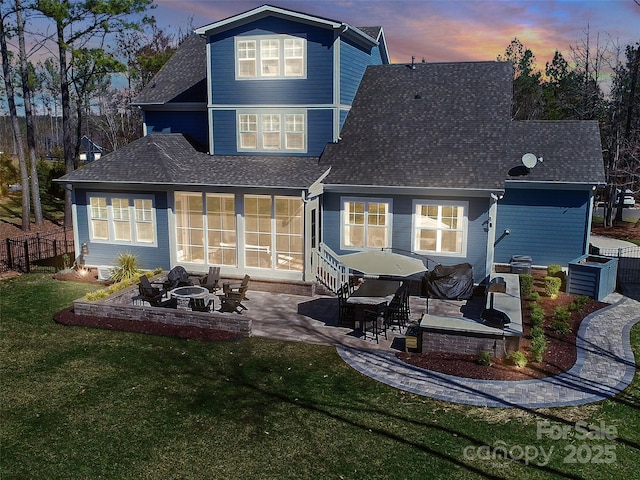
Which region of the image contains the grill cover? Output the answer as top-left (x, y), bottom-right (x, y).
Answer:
top-left (427, 263), bottom-right (474, 300)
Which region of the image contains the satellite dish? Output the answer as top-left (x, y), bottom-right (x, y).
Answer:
top-left (522, 153), bottom-right (538, 169)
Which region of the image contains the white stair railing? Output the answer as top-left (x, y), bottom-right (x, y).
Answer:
top-left (313, 243), bottom-right (348, 293)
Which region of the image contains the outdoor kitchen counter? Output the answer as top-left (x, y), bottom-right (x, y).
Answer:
top-left (420, 273), bottom-right (522, 336)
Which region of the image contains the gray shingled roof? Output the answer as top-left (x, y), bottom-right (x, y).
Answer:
top-left (505, 121), bottom-right (605, 184)
top-left (59, 134), bottom-right (328, 189)
top-left (357, 26), bottom-right (382, 41)
top-left (321, 61), bottom-right (604, 190)
top-left (133, 35), bottom-right (207, 105)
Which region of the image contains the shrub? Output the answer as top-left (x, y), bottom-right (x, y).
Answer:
top-left (529, 291), bottom-right (540, 301)
top-left (530, 304), bottom-right (545, 326)
top-left (0, 152), bottom-right (18, 195)
top-left (85, 290), bottom-right (110, 301)
top-left (530, 326), bottom-right (545, 338)
top-left (551, 320), bottom-right (571, 335)
top-left (552, 306), bottom-right (570, 322)
top-left (530, 335), bottom-right (547, 362)
top-left (547, 264), bottom-right (563, 277)
top-left (510, 350), bottom-right (528, 368)
top-left (569, 295), bottom-right (590, 311)
top-left (519, 274), bottom-right (534, 298)
top-left (110, 252), bottom-right (140, 283)
top-left (544, 276), bottom-right (562, 298)
top-left (478, 351), bottom-right (493, 366)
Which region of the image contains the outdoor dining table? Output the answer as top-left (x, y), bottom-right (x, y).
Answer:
top-left (347, 279), bottom-right (401, 328)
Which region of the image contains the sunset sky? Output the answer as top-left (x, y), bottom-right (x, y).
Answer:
top-left (151, 0), bottom-right (639, 69)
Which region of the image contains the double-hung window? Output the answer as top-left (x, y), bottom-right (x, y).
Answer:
top-left (413, 201), bottom-right (467, 255)
top-left (342, 198), bottom-right (391, 249)
top-left (237, 110), bottom-right (306, 153)
top-left (235, 35), bottom-right (306, 79)
top-left (88, 194), bottom-right (156, 245)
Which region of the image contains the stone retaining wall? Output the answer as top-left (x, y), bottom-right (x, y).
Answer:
top-left (73, 299), bottom-right (252, 337)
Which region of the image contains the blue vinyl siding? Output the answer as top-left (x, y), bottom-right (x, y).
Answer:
top-left (74, 189), bottom-right (171, 271)
top-left (322, 192), bottom-right (490, 279)
top-left (340, 38), bottom-right (377, 105)
top-left (494, 188), bottom-right (592, 266)
top-left (209, 18), bottom-right (334, 105)
top-left (145, 111), bottom-right (208, 146)
top-left (212, 109), bottom-right (333, 157)
top-left (339, 109), bottom-right (349, 131)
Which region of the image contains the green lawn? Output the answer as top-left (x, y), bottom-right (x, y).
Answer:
top-left (1, 274), bottom-right (639, 479)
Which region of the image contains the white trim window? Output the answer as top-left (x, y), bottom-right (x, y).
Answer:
top-left (175, 193), bottom-right (237, 266)
top-left (87, 194), bottom-right (156, 245)
top-left (413, 201), bottom-right (468, 256)
top-left (237, 110), bottom-right (306, 153)
top-left (244, 195), bottom-right (304, 271)
top-left (206, 194), bottom-right (237, 266)
top-left (237, 40), bottom-right (257, 78)
top-left (342, 198), bottom-right (391, 249)
top-left (238, 114), bottom-right (257, 149)
top-left (175, 193), bottom-right (205, 263)
top-left (235, 35), bottom-right (306, 79)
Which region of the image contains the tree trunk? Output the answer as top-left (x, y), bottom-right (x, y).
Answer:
top-left (16, 0), bottom-right (44, 226)
top-left (0, 9), bottom-right (30, 231)
top-left (55, 20), bottom-right (74, 229)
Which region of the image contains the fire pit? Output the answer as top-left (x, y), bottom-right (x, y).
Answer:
top-left (170, 286), bottom-right (210, 310)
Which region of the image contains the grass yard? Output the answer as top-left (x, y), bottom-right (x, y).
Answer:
top-left (1, 274), bottom-right (639, 479)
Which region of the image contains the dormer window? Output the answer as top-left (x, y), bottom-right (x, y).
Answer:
top-left (235, 35), bottom-right (306, 79)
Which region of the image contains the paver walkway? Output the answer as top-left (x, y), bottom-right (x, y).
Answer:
top-left (338, 293), bottom-right (640, 408)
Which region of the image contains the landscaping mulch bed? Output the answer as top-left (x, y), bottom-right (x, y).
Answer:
top-left (397, 270), bottom-right (609, 381)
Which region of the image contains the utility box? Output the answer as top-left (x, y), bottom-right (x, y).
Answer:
top-left (567, 254), bottom-right (618, 301)
top-left (510, 255), bottom-right (532, 275)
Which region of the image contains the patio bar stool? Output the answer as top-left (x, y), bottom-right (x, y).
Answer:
top-left (362, 302), bottom-right (388, 343)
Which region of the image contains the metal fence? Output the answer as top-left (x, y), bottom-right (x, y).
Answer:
top-left (0, 228), bottom-right (75, 274)
top-left (594, 245), bottom-right (640, 285)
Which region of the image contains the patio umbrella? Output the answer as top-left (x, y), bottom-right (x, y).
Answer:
top-left (338, 250), bottom-right (427, 277)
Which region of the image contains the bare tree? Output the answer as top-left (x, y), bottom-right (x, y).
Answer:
top-left (35, 0), bottom-right (154, 228)
top-left (0, 4), bottom-right (30, 230)
top-left (16, 0), bottom-right (44, 226)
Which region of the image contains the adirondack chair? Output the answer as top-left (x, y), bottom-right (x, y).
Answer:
top-left (218, 275), bottom-right (250, 313)
top-left (133, 276), bottom-right (177, 308)
top-left (199, 266), bottom-right (221, 293)
top-left (189, 297), bottom-right (214, 312)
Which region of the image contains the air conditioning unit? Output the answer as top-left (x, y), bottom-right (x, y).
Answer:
top-left (97, 266), bottom-right (114, 281)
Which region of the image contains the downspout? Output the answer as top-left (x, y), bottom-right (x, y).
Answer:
top-left (485, 192), bottom-right (502, 278)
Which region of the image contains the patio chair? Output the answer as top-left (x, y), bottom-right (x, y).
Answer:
top-left (385, 286), bottom-right (409, 332)
top-left (134, 276), bottom-right (177, 308)
top-left (362, 302), bottom-right (388, 343)
top-left (189, 297), bottom-right (214, 313)
top-left (199, 266), bottom-right (220, 293)
top-left (163, 266), bottom-right (193, 291)
top-left (337, 283), bottom-right (355, 327)
top-left (218, 275), bottom-right (250, 313)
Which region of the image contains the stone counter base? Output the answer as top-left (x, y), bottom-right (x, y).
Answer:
top-left (422, 328), bottom-right (521, 359)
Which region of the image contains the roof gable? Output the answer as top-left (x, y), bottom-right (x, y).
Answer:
top-left (194, 4), bottom-right (379, 48)
top-left (322, 62), bottom-right (514, 190)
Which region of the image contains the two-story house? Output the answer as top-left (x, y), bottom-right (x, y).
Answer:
top-left (59, 4), bottom-right (604, 290)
